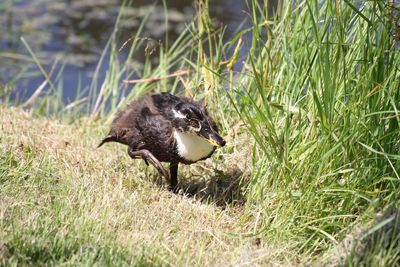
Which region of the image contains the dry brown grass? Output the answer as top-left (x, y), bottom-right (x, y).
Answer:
top-left (0, 106), bottom-right (290, 266)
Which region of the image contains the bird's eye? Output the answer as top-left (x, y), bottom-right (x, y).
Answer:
top-left (185, 114), bottom-right (191, 120)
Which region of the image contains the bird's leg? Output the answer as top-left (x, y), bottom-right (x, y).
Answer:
top-left (126, 147), bottom-right (149, 165)
top-left (127, 147), bottom-right (169, 180)
top-left (169, 162), bottom-right (178, 192)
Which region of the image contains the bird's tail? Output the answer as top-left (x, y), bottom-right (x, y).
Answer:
top-left (97, 135), bottom-right (117, 148)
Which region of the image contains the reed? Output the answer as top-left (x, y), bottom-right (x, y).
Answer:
top-left (230, 0), bottom-right (400, 262)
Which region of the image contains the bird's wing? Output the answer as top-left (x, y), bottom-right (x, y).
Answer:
top-left (136, 106), bottom-right (174, 150)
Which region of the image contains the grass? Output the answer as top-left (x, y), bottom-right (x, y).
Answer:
top-left (0, 107), bottom-right (285, 266)
top-left (235, 0), bottom-right (400, 258)
top-left (1, 0), bottom-right (400, 265)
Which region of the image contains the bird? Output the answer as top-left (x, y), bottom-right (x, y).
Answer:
top-left (98, 92), bottom-right (226, 191)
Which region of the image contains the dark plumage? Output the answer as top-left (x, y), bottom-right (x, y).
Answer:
top-left (98, 92), bottom-right (225, 191)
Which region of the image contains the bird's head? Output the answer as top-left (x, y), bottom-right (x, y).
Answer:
top-left (171, 102), bottom-right (226, 147)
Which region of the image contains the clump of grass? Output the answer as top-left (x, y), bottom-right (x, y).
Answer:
top-left (229, 0), bottom-right (400, 259)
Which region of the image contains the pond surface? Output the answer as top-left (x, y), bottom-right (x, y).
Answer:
top-left (0, 0), bottom-right (276, 103)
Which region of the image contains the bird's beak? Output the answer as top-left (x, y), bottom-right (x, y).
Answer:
top-left (207, 137), bottom-right (225, 147)
top-left (199, 126), bottom-right (226, 147)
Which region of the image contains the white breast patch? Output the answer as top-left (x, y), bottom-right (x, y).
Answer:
top-left (173, 130), bottom-right (214, 162)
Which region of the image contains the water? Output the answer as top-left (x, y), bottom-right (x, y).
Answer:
top-left (0, 0), bottom-right (275, 103)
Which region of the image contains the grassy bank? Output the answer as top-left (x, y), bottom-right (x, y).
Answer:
top-left (1, 0), bottom-right (400, 265)
top-left (0, 107), bottom-right (286, 266)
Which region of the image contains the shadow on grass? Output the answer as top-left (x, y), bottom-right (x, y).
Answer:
top-left (321, 204), bottom-right (400, 266)
top-left (344, 205), bottom-right (400, 266)
top-left (176, 167), bottom-right (247, 208)
top-left (121, 161), bottom-right (248, 208)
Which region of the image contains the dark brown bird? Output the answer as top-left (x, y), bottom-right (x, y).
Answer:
top-left (98, 92), bottom-right (226, 191)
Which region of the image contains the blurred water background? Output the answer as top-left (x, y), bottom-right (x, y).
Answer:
top-left (0, 0), bottom-right (276, 103)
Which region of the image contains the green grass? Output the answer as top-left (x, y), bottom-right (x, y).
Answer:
top-left (1, 0), bottom-right (400, 265)
top-left (236, 0), bottom-right (400, 254)
top-left (231, 0), bottom-right (400, 263)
